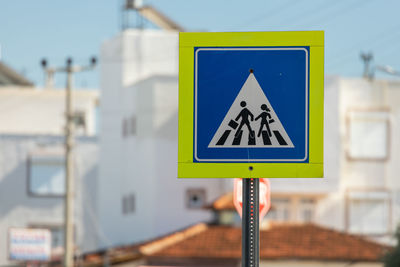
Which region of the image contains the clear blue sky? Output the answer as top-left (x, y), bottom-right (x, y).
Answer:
top-left (1, 0), bottom-right (399, 88)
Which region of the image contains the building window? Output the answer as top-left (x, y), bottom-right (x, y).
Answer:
top-left (29, 224), bottom-right (64, 254)
top-left (122, 115), bottom-right (137, 138)
top-left (347, 191), bottom-right (390, 235)
top-left (266, 198), bottom-right (290, 222)
top-left (122, 194), bottom-right (135, 215)
top-left (28, 155), bottom-right (65, 197)
top-left (298, 198), bottom-right (315, 223)
top-left (122, 119), bottom-right (128, 137)
top-left (347, 110), bottom-right (390, 160)
top-left (186, 188), bottom-right (206, 209)
top-left (130, 116), bottom-right (136, 135)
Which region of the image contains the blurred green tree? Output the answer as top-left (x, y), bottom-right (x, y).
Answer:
top-left (384, 228), bottom-right (400, 267)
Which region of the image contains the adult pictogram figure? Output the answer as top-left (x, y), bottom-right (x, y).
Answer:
top-left (255, 104), bottom-right (272, 137)
top-left (235, 101), bottom-right (254, 137)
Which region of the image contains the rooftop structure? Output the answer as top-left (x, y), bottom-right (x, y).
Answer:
top-left (0, 61), bottom-right (33, 87)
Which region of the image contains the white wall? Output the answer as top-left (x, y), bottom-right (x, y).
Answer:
top-left (0, 89), bottom-right (98, 136)
top-left (339, 78), bottom-right (386, 189)
top-left (0, 135), bottom-right (98, 265)
top-left (338, 78), bottom-right (400, 240)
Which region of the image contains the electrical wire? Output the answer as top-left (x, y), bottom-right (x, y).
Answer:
top-left (327, 26), bottom-right (400, 69)
top-left (282, 0), bottom-right (346, 29)
top-left (231, 0), bottom-right (303, 30)
top-left (300, 0), bottom-right (373, 28)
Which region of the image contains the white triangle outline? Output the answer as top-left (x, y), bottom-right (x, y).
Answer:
top-left (208, 73), bottom-right (294, 148)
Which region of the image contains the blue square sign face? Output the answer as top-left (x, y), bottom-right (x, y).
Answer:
top-left (194, 47), bottom-right (309, 163)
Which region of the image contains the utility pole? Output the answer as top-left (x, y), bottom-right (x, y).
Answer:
top-left (41, 57), bottom-right (97, 267)
top-left (64, 58), bottom-right (75, 267)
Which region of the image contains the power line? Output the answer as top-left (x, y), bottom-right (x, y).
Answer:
top-left (301, 0), bottom-right (373, 28)
top-left (327, 18), bottom-right (400, 65)
top-left (375, 41), bottom-right (400, 62)
top-left (327, 27), bottom-right (400, 69)
top-left (275, 0), bottom-right (350, 29)
top-left (282, 0), bottom-right (346, 28)
top-left (231, 0), bottom-right (302, 30)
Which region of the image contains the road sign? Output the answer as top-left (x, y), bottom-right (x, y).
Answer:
top-left (233, 178), bottom-right (271, 221)
top-left (178, 31), bottom-right (324, 178)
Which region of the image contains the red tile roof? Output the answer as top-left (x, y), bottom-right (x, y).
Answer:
top-left (142, 223), bottom-right (390, 262)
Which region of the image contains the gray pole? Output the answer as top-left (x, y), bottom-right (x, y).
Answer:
top-left (242, 178), bottom-right (259, 267)
top-left (64, 57), bottom-right (74, 267)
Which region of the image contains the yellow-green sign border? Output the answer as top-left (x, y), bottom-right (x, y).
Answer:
top-left (178, 31), bottom-right (324, 178)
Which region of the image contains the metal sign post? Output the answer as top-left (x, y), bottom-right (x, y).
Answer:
top-left (242, 178), bottom-right (259, 267)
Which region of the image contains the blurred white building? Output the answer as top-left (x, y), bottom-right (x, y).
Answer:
top-left (335, 78), bottom-right (400, 243)
top-left (263, 76), bottom-right (400, 244)
top-left (100, 26), bottom-right (400, 247)
top-left (0, 86), bottom-right (99, 265)
top-left (98, 29), bottom-right (225, 249)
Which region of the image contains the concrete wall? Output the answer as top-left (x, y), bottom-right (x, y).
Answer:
top-left (0, 135), bottom-right (98, 265)
top-left (0, 89), bottom-right (98, 136)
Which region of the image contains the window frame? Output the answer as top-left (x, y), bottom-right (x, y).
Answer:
top-left (122, 115), bottom-right (137, 138)
top-left (298, 197), bottom-right (316, 223)
top-left (345, 108), bottom-right (391, 162)
top-left (345, 188), bottom-right (392, 236)
top-left (27, 153), bottom-right (66, 198)
top-left (122, 193), bottom-right (135, 215)
top-left (28, 223), bottom-right (76, 254)
top-left (266, 197), bottom-right (291, 222)
top-left (186, 188), bottom-right (206, 209)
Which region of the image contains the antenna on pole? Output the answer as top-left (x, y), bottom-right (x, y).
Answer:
top-left (121, 0), bottom-right (144, 30)
top-left (360, 52), bottom-right (374, 80)
top-left (120, 0), bottom-right (184, 32)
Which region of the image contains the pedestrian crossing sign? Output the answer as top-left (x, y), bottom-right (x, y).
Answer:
top-left (178, 31), bottom-right (324, 178)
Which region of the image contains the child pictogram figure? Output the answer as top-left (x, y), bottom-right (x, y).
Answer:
top-left (255, 104), bottom-right (272, 137)
top-left (234, 101), bottom-right (254, 137)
